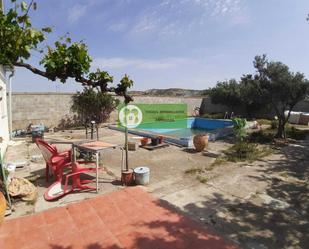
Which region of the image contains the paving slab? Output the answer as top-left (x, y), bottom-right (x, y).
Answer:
top-left (0, 187), bottom-right (238, 249)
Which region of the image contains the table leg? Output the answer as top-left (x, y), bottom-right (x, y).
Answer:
top-left (73, 145), bottom-right (76, 162)
top-left (96, 152), bottom-right (99, 192)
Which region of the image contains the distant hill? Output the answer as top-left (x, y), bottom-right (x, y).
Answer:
top-left (129, 88), bottom-right (207, 97)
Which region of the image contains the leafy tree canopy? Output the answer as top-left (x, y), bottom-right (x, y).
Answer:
top-left (71, 87), bottom-right (119, 124)
top-left (0, 0), bottom-right (133, 103)
top-left (209, 55), bottom-right (309, 138)
top-left (209, 79), bottom-right (242, 109)
top-left (251, 55), bottom-right (309, 138)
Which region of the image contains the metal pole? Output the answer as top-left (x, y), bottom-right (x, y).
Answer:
top-left (96, 152), bottom-right (99, 192)
top-left (125, 125), bottom-right (129, 171)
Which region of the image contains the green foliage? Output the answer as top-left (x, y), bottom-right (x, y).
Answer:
top-left (224, 142), bottom-right (272, 162)
top-left (252, 55), bottom-right (309, 138)
top-left (249, 125), bottom-right (309, 143)
top-left (232, 118), bottom-right (247, 142)
top-left (196, 175), bottom-right (208, 184)
top-left (209, 55), bottom-right (309, 139)
top-left (71, 87), bottom-right (119, 124)
top-left (285, 126), bottom-right (309, 140)
top-left (270, 119), bottom-right (278, 129)
top-left (41, 41), bottom-right (92, 82)
top-left (209, 79), bottom-right (242, 109)
top-left (89, 69), bottom-right (113, 83)
top-left (209, 77), bottom-right (266, 117)
top-left (0, 1), bottom-right (134, 101)
top-left (248, 130), bottom-right (274, 144)
top-left (118, 74), bottom-right (134, 103)
top-left (185, 167), bottom-right (203, 174)
top-left (0, 1), bottom-right (50, 66)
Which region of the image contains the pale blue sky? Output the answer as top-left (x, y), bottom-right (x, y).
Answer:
top-left (7, 0), bottom-right (309, 92)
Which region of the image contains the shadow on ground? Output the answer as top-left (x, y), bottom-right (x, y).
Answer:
top-left (181, 141), bottom-right (309, 249)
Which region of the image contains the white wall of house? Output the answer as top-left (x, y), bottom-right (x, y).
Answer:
top-left (0, 65), bottom-right (9, 158)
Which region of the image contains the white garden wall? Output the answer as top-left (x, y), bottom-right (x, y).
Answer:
top-left (0, 66), bottom-right (9, 158)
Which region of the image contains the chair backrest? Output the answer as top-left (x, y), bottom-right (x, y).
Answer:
top-left (35, 139), bottom-right (57, 165)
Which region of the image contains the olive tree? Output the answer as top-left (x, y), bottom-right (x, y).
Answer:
top-left (209, 79), bottom-right (242, 111)
top-left (251, 55), bottom-right (309, 138)
top-left (0, 0), bottom-right (133, 104)
top-left (209, 55), bottom-right (309, 139)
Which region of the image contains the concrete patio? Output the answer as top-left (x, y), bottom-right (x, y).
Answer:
top-left (0, 187), bottom-right (237, 249)
top-left (3, 127), bottom-right (309, 249)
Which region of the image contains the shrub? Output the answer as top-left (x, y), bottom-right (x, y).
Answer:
top-left (232, 118), bottom-right (247, 142)
top-left (271, 120), bottom-right (278, 129)
top-left (286, 126), bottom-right (309, 140)
top-left (71, 87), bottom-right (119, 124)
top-left (202, 113), bottom-right (225, 119)
top-left (225, 142), bottom-right (257, 161)
top-left (248, 130), bottom-right (274, 144)
top-left (224, 141), bottom-right (273, 162)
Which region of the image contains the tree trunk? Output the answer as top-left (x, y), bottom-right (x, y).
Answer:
top-left (276, 118), bottom-right (286, 139)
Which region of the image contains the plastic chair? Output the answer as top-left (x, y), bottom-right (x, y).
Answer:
top-left (35, 139), bottom-right (71, 182)
top-left (44, 162), bottom-right (97, 201)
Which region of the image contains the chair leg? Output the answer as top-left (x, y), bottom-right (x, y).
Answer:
top-left (79, 185), bottom-right (96, 190)
top-left (45, 163), bottom-right (49, 182)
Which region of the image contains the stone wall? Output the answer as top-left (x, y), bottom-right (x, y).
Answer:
top-left (200, 96), bottom-right (309, 118)
top-left (12, 92), bottom-right (202, 129)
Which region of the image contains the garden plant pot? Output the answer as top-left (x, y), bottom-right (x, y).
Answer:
top-left (141, 138), bottom-right (149, 146)
top-left (0, 192), bottom-right (6, 226)
top-left (151, 138), bottom-right (160, 146)
top-left (121, 169), bottom-right (134, 186)
top-left (193, 134), bottom-right (209, 152)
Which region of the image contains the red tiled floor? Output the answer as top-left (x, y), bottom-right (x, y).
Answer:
top-left (0, 187), bottom-right (239, 249)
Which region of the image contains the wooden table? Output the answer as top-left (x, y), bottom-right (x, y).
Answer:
top-left (72, 140), bottom-right (124, 192)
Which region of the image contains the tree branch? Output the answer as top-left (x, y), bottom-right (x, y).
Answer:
top-left (14, 61), bottom-right (133, 103)
top-left (14, 61), bottom-right (53, 80)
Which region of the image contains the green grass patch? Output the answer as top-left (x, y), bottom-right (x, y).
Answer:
top-left (248, 130), bottom-right (274, 144)
top-left (286, 126), bottom-right (309, 140)
top-left (207, 157), bottom-right (227, 170)
top-left (196, 175), bottom-right (208, 184)
top-left (224, 142), bottom-right (273, 162)
top-left (185, 167), bottom-right (204, 174)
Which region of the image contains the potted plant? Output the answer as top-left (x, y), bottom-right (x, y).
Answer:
top-left (141, 137), bottom-right (149, 146)
top-left (120, 75), bottom-right (135, 186)
top-left (193, 134), bottom-right (209, 152)
top-left (158, 135), bottom-right (164, 144)
top-left (0, 191), bottom-right (6, 225)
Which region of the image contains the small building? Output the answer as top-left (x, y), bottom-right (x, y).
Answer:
top-left (0, 65), bottom-right (9, 158)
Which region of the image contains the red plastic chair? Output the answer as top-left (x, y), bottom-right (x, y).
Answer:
top-left (44, 162), bottom-right (97, 201)
top-left (35, 139), bottom-right (71, 182)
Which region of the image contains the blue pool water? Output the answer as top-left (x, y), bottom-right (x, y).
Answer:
top-left (110, 118), bottom-right (233, 147)
top-left (139, 118), bottom-right (232, 137)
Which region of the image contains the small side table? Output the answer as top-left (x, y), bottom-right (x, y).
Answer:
top-left (72, 141), bottom-right (124, 192)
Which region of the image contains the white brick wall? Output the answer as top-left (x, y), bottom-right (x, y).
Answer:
top-left (0, 66), bottom-right (9, 158)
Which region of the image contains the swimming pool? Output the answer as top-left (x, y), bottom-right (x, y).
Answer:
top-left (109, 118), bottom-right (233, 147)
